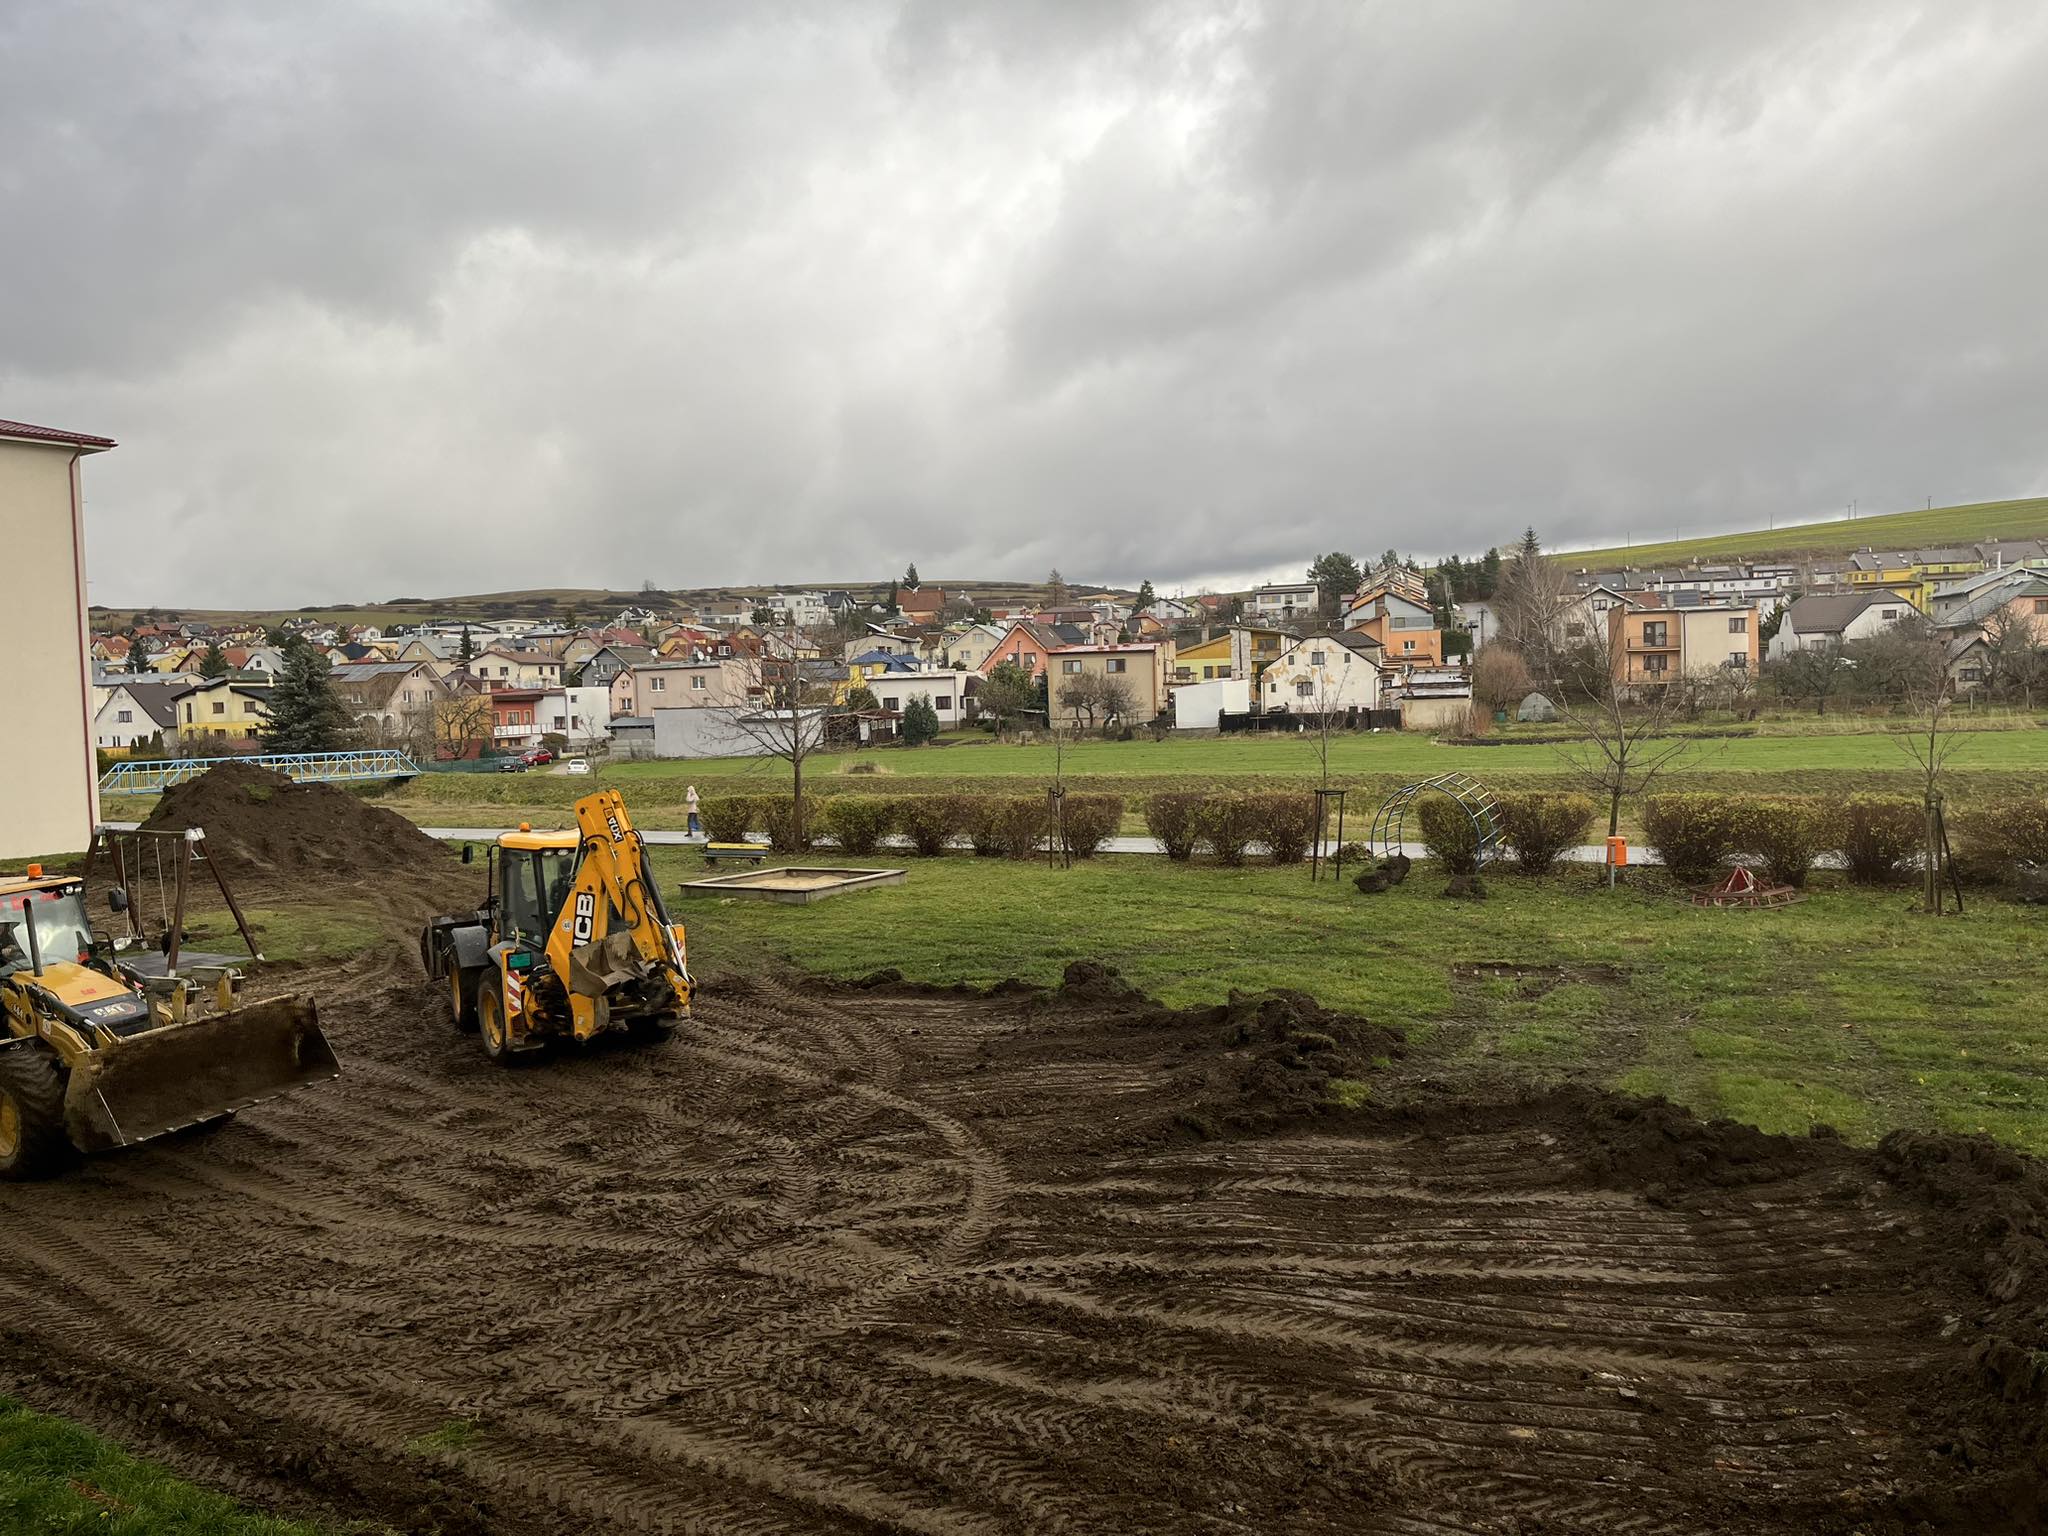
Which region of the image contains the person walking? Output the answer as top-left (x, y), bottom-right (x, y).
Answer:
top-left (686, 784), bottom-right (702, 839)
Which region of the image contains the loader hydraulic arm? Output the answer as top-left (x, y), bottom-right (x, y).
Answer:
top-left (546, 790), bottom-right (691, 1038)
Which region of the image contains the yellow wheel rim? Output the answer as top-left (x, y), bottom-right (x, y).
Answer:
top-left (481, 993), bottom-right (505, 1051)
top-left (0, 1093), bottom-right (19, 1161)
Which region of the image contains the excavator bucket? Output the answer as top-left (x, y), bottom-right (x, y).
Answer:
top-left (63, 996), bottom-right (338, 1153)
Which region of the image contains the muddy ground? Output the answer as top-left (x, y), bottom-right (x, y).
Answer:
top-left (4, 776), bottom-right (2046, 1533)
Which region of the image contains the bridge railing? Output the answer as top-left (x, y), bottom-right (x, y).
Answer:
top-left (98, 749), bottom-right (424, 795)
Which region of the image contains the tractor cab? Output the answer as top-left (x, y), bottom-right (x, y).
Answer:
top-left (0, 875), bottom-right (97, 980)
top-left (494, 829), bottom-right (581, 951)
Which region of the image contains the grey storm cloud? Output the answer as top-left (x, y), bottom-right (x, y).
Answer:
top-left (3, 0), bottom-right (2044, 608)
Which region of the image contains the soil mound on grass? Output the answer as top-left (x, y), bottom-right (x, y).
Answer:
top-left (142, 762), bottom-right (452, 886)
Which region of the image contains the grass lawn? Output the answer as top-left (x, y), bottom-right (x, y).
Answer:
top-left (659, 850), bottom-right (2048, 1156)
top-left (1556, 493), bottom-right (2048, 569)
top-left (0, 1398), bottom-right (356, 1535)
top-left (377, 720), bottom-right (2048, 838)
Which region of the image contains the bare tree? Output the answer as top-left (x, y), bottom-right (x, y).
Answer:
top-left (1983, 607), bottom-right (2047, 708)
top-left (1766, 640), bottom-right (1850, 716)
top-left (712, 655), bottom-right (835, 848)
top-left (1492, 534), bottom-right (1578, 680)
top-left (1892, 625), bottom-right (1966, 914)
top-left (1550, 682), bottom-right (1697, 837)
top-left (1055, 672), bottom-right (1139, 733)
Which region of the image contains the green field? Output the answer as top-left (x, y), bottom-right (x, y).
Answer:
top-left (1556, 494), bottom-right (2048, 570)
top-left (660, 851), bottom-right (2048, 1155)
top-left (366, 720), bottom-right (2048, 839)
top-left (0, 1398), bottom-right (352, 1534)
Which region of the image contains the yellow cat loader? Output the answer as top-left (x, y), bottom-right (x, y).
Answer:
top-left (420, 790), bottom-right (691, 1061)
top-left (0, 868), bottom-right (337, 1180)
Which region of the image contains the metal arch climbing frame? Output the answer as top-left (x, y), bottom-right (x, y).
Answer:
top-left (1369, 772), bottom-right (1505, 868)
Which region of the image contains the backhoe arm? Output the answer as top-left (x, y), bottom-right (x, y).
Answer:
top-left (547, 790), bottom-right (691, 1038)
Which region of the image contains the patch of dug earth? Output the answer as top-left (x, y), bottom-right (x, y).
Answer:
top-left (141, 762), bottom-right (457, 897)
top-left (7, 929), bottom-right (2048, 1535)
top-left (845, 959), bottom-right (1404, 1145)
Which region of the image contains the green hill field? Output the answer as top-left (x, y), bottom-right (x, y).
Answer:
top-left (1556, 495), bottom-right (2048, 570)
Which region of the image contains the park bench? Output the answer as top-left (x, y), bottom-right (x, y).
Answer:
top-left (702, 842), bottom-right (771, 867)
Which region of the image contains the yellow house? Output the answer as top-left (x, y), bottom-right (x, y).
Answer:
top-left (1172, 633), bottom-right (1232, 683)
top-left (1168, 626), bottom-right (1289, 686)
top-left (173, 678), bottom-right (273, 742)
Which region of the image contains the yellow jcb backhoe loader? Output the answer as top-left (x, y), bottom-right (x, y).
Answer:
top-left (0, 868), bottom-right (337, 1180)
top-left (420, 790), bottom-right (692, 1061)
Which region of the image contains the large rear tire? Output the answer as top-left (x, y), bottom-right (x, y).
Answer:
top-left (448, 964), bottom-right (480, 1033)
top-left (0, 1045), bottom-right (76, 1181)
top-left (476, 982), bottom-right (514, 1066)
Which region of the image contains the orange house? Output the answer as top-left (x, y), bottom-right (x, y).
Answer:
top-left (977, 620), bottom-right (1066, 681)
top-left (1345, 588), bottom-right (1442, 668)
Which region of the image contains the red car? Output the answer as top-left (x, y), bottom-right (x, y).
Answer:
top-left (520, 748), bottom-right (554, 766)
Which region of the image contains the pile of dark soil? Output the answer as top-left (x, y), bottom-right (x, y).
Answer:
top-left (847, 960), bottom-right (1403, 1138)
top-left (142, 763), bottom-right (452, 886)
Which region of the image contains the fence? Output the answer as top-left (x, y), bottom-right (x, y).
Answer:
top-left (1216, 708), bottom-right (1402, 734)
top-left (98, 749), bottom-right (424, 795)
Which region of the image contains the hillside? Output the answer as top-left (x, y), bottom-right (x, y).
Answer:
top-left (1554, 495), bottom-right (2048, 571)
top-left (89, 577), bottom-right (1108, 630)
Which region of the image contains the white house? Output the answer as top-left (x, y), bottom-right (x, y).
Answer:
top-left (539, 686), bottom-right (613, 749)
top-left (1259, 633), bottom-right (1383, 712)
top-left (1767, 592), bottom-right (1912, 658)
top-left (867, 668), bottom-right (970, 727)
top-left (1247, 582), bottom-right (1318, 622)
top-left (93, 679), bottom-right (191, 754)
top-left (469, 647), bottom-right (564, 691)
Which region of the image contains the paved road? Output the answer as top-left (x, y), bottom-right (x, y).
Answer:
top-left (411, 827), bottom-right (1661, 864)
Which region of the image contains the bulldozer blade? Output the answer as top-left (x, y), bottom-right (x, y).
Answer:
top-left (64, 996), bottom-right (339, 1153)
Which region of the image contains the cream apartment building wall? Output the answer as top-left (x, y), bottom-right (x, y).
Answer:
top-left (0, 434), bottom-right (104, 857)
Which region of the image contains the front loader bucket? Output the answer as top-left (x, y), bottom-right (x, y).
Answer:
top-left (63, 996), bottom-right (339, 1153)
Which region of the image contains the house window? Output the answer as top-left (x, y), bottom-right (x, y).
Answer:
top-left (1202, 665), bottom-right (1215, 680)
top-left (1643, 654), bottom-right (1668, 675)
top-left (1728, 617), bottom-right (1747, 633)
top-left (1962, 666), bottom-right (1984, 682)
top-left (1309, 650), bottom-right (1325, 666)
top-left (691, 675), bottom-right (706, 691)
top-left (1642, 622), bottom-right (1668, 646)
top-left (2035, 599), bottom-right (2048, 615)
top-left (1882, 608), bottom-right (1899, 620)
top-left (212, 701), bottom-right (226, 716)
top-left (1063, 659), bottom-right (1082, 674)
top-left (1730, 651), bottom-right (1746, 666)
top-left (1296, 680), bottom-right (1314, 698)
top-left (1565, 622), bottom-right (1585, 638)
top-left (650, 677), bottom-right (665, 692)
top-left (1402, 640), bottom-right (1415, 652)
top-left (1108, 658), bottom-right (1126, 673)
top-left (116, 709), bottom-right (132, 723)
top-left (881, 696), bottom-right (899, 711)
top-left (184, 704), bottom-right (193, 722)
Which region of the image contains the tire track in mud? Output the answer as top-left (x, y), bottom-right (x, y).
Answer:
top-left (0, 962), bottom-right (2009, 1534)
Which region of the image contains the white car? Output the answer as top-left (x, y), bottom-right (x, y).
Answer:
top-left (565, 759), bottom-right (591, 776)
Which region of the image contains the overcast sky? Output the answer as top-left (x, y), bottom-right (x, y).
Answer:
top-left (6, 1), bottom-right (2046, 609)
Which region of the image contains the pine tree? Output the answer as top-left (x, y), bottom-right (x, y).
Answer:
top-left (887, 581), bottom-right (900, 613)
top-left (1046, 569), bottom-right (1068, 607)
top-left (901, 694), bottom-right (941, 746)
top-left (457, 626), bottom-right (476, 663)
top-left (1135, 579), bottom-right (1156, 612)
top-left (903, 563), bottom-right (920, 590)
top-left (198, 643), bottom-right (229, 679)
top-left (261, 639), bottom-right (355, 753)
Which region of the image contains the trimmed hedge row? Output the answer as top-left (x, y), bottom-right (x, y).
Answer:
top-left (1641, 793), bottom-right (2048, 887)
top-left (701, 788), bottom-right (2047, 885)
